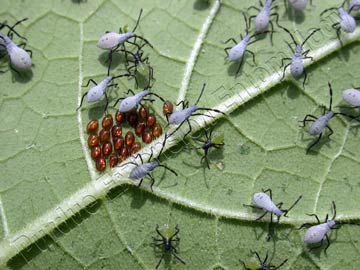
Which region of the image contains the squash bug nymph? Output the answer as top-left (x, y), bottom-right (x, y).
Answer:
top-left (342, 87), bottom-right (360, 107)
top-left (224, 12), bottom-right (273, 77)
top-left (244, 189), bottom-right (302, 240)
top-left (153, 224), bottom-right (186, 269)
top-left (97, 9), bottom-right (153, 74)
top-left (299, 201), bottom-right (360, 254)
top-left (277, 24), bottom-right (320, 88)
top-left (77, 73), bottom-right (134, 112)
top-left (113, 69), bottom-right (164, 113)
top-left (187, 128), bottom-right (224, 169)
top-left (0, 18), bottom-right (32, 72)
top-left (320, 0), bottom-right (360, 43)
top-left (299, 82), bottom-right (360, 153)
top-left (248, 0), bottom-right (279, 43)
top-left (97, 9), bottom-right (152, 50)
top-left (117, 44), bottom-right (154, 88)
top-left (167, 83), bottom-right (226, 138)
top-left (120, 134), bottom-right (177, 191)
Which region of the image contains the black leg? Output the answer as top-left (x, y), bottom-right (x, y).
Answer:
top-left (299, 114), bottom-right (317, 127)
top-left (331, 201), bottom-right (337, 220)
top-left (246, 49), bottom-right (256, 64)
top-left (113, 97), bottom-right (124, 107)
top-left (82, 79), bottom-right (98, 87)
top-left (248, 14), bottom-right (257, 30)
top-left (235, 55), bottom-right (245, 77)
top-left (302, 49), bottom-right (312, 59)
top-left (129, 35), bottom-right (153, 48)
top-left (273, 259), bottom-right (288, 270)
top-left (107, 49), bottom-right (114, 76)
top-left (174, 225), bottom-right (180, 237)
top-left (133, 153), bottom-right (144, 164)
top-left (325, 125), bottom-right (334, 139)
top-left (286, 41), bottom-right (295, 54)
top-left (253, 250), bottom-right (262, 262)
top-left (107, 83), bottom-right (118, 89)
top-left (148, 174), bottom-right (156, 192)
top-left (155, 224), bottom-right (163, 237)
top-left (2, 18), bottom-right (28, 40)
top-left (302, 68), bottom-right (308, 88)
top-left (243, 204), bottom-right (263, 210)
top-left (137, 178), bottom-right (144, 188)
top-left (309, 238), bottom-right (324, 252)
top-left (175, 100), bottom-right (188, 109)
top-left (268, 18), bottom-right (275, 45)
top-left (239, 259), bottom-right (248, 270)
top-left (76, 92), bottom-right (88, 111)
top-left (104, 91), bottom-right (109, 112)
top-left (25, 49), bottom-right (33, 58)
top-left (307, 213), bottom-right (321, 224)
top-left (183, 118), bottom-right (193, 138)
top-left (281, 63), bottom-right (291, 80)
top-left (126, 89), bottom-right (136, 95)
top-left (280, 58), bottom-right (292, 68)
top-left (119, 161), bottom-right (138, 169)
top-left (267, 213), bottom-right (274, 240)
top-left (324, 234), bottom-right (331, 255)
top-left (284, 195), bottom-right (302, 216)
top-left (223, 38), bottom-right (238, 45)
top-left (298, 222), bottom-right (315, 230)
top-left (155, 253), bottom-right (165, 269)
top-left (171, 250), bottom-right (186, 265)
top-left (262, 188), bottom-right (273, 199)
top-left (126, 39), bottom-right (142, 50)
top-left (333, 23), bottom-right (342, 46)
top-left (158, 164), bottom-right (178, 177)
top-left (224, 47), bottom-right (231, 58)
top-left (256, 211), bottom-right (268, 221)
top-left (200, 155), bottom-right (210, 169)
top-left (306, 133), bottom-right (322, 154)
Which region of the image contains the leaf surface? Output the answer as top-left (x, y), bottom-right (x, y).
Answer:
top-left (1, 0), bottom-right (360, 269)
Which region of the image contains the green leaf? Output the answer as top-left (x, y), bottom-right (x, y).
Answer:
top-left (1, 0), bottom-right (360, 269)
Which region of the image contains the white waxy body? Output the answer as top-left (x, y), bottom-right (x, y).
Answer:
top-left (0, 33), bottom-right (32, 69)
top-left (253, 192), bottom-right (283, 217)
top-left (97, 32), bottom-right (135, 50)
top-left (339, 8), bottom-right (356, 33)
top-left (350, 0), bottom-right (360, 10)
top-left (168, 106), bottom-right (198, 125)
top-left (255, 0), bottom-right (272, 32)
top-left (130, 160), bottom-right (159, 179)
top-left (304, 220), bottom-right (336, 243)
top-left (228, 35), bottom-right (250, 62)
top-left (290, 45), bottom-right (304, 77)
top-left (118, 90), bottom-right (150, 112)
top-left (342, 88), bottom-right (360, 106)
top-left (309, 112), bottom-right (334, 136)
top-left (86, 76), bottom-right (112, 102)
top-left (289, 0), bottom-right (308, 11)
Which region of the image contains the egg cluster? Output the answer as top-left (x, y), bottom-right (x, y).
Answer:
top-left (86, 102), bottom-right (174, 171)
